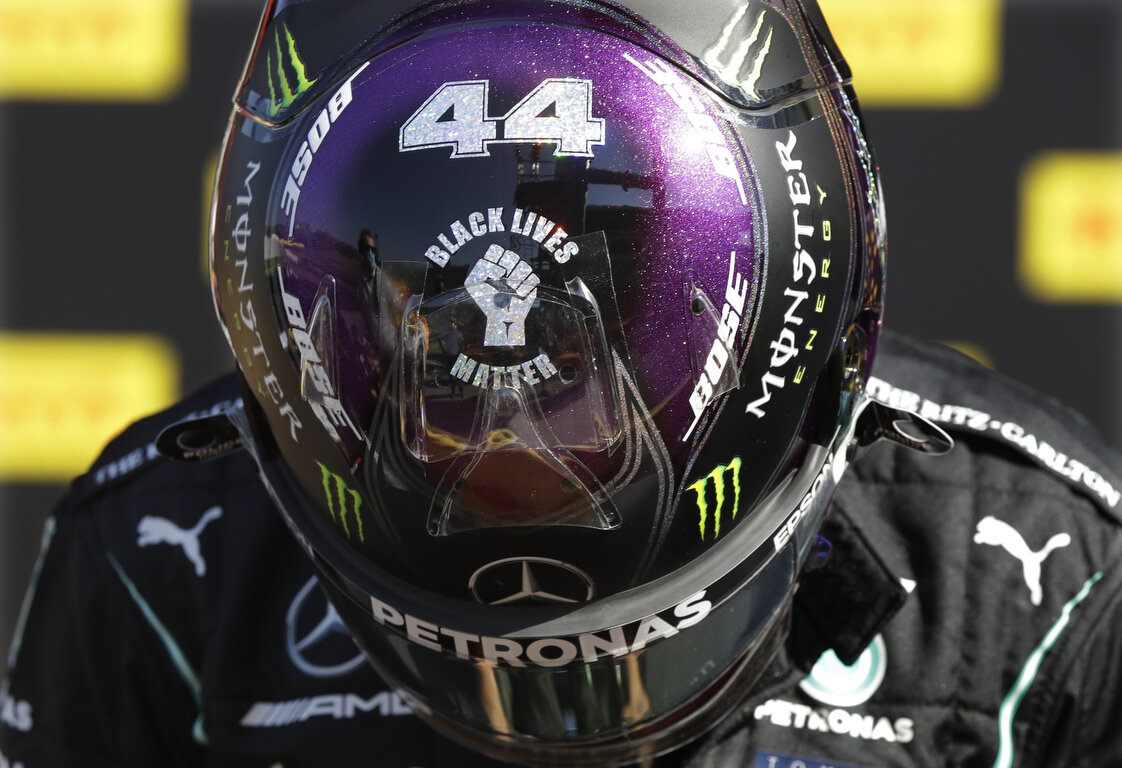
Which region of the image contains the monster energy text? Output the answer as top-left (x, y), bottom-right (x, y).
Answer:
top-left (746, 129), bottom-right (824, 419)
top-left (224, 160), bottom-right (303, 443)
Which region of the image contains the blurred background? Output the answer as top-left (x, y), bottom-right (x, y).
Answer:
top-left (0, 0), bottom-right (1119, 669)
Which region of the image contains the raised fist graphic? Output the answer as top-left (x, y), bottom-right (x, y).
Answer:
top-left (465, 244), bottom-right (539, 346)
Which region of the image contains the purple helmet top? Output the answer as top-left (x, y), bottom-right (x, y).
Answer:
top-left (269, 18), bottom-right (762, 473)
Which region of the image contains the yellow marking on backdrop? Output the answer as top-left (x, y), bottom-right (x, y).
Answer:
top-left (0, 333), bottom-right (180, 481)
top-left (1020, 152), bottom-right (1122, 302)
top-left (819, 0), bottom-right (1003, 108)
top-left (0, 0), bottom-right (187, 101)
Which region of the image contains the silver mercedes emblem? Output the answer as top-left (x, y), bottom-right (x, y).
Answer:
top-left (286, 577), bottom-right (366, 678)
top-left (469, 557), bottom-right (596, 606)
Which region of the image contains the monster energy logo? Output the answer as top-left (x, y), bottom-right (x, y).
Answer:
top-left (702, 4), bottom-right (773, 99)
top-left (316, 461), bottom-right (365, 542)
top-left (688, 457), bottom-right (742, 540)
top-left (267, 23), bottom-right (316, 118)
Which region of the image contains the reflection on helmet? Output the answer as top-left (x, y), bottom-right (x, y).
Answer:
top-left (210, 0), bottom-right (888, 763)
top-left (400, 233), bottom-right (627, 535)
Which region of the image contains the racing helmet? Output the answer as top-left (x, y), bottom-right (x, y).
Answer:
top-left (203, 0), bottom-right (932, 763)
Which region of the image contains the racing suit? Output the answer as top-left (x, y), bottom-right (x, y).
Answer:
top-left (2, 332), bottom-right (1122, 767)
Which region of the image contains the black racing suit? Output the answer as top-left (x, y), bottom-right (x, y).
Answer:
top-left (3, 332), bottom-right (1122, 768)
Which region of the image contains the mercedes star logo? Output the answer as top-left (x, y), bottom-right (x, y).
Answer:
top-left (469, 557), bottom-right (596, 606)
top-left (286, 576), bottom-right (366, 679)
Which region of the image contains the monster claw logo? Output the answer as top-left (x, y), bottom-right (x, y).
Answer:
top-left (703, 3), bottom-right (774, 99)
top-left (688, 457), bottom-right (742, 540)
top-left (267, 23), bottom-right (316, 118)
top-left (316, 461), bottom-right (365, 542)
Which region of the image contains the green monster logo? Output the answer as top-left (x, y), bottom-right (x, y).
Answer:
top-left (688, 457), bottom-right (742, 540)
top-left (267, 23), bottom-right (316, 118)
top-left (316, 461), bottom-right (365, 542)
top-left (702, 4), bottom-right (774, 100)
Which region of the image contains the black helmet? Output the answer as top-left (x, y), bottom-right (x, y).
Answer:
top-left (201, 0), bottom-right (945, 763)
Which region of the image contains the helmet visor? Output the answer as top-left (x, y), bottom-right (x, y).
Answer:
top-left (321, 521), bottom-right (796, 767)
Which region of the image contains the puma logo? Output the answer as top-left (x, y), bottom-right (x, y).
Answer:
top-left (974, 516), bottom-right (1070, 606)
top-left (137, 506), bottom-right (223, 577)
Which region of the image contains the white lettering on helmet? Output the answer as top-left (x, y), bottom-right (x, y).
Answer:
top-left (773, 452), bottom-right (843, 552)
top-left (367, 591), bottom-right (713, 668)
top-left (623, 53), bottom-right (748, 205)
top-left (422, 207), bottom-right (579, 268)
top-left (275, 269), bottom-right (364, 445)
top-left (747, 130), bottom-right (819, 419)
top-left (280, 63), bottom-right (370, 237)
top-left (224, 159), bottom-right (303, 442)
top-left (683, 251), bottom-right (752, 440)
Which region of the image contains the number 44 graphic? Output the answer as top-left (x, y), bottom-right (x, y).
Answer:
top-left (400, 79), bottom-right (606, 158)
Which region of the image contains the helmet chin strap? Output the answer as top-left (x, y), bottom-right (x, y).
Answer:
top-left (853, 396), bottom-right (955, 456)
top-left (155, 410), bottom-right (247, 463)
top-left (804, 390), bottom-right (953, 505)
